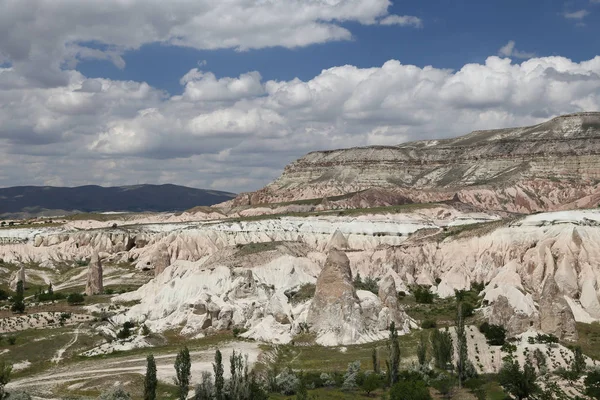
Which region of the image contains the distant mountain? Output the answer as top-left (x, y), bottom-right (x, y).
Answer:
top-left (0, 184), bottom-right (236, 217)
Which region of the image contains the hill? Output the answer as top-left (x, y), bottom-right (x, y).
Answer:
top-left (0, 184), bottom-right (235, 217)
top-left (228, 112), bottom-right (600, 213)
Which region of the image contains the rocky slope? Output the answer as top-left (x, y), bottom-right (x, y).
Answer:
top-left (229, 112), bottom-right (600, 213)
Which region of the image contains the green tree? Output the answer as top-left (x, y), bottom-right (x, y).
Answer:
top-left (144, 354), bottom-right (157, 400)
top-left (175, 346), bottom-right (191, 400)
top-left (389, 380), bottom-right (432, 400)
top-left (213, 349), bottom-right (224, 400)
top-left (0, 360), bottom-right (12, 399)
top-left (498, 358), bottom-right (539, 400)
top-left (388, 322), bottom-right (401, 385)
top-left (456, 303), bottom-right (468, 388)
top-left (572, 346), bottom-right (587, 376)
top-left (372, 347), bottom-right (380, 374)
top-left (362, 373), bottom-right (380, 396)
top-left (585, 370), bottom-right (600, 399)
top-left (431, 329), bottom-right (453, 370)
top-left (11, 281), bottom-right (25, 314)
top-left (417, 332), bottom-right (428, 367)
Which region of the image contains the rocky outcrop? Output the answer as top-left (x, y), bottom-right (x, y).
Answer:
top-left (9, 266), bottom-right (26, 291)
top-left (230, 112), bottom-right (600, 212)
top-left (539, 277), bottom-right (578, 341)
top-left (152, 243), bottom-right (171, 277)
top-left (324, 229), bottom-right (349, 251)
top-left (306, 250), bottom-right (366, 345)
top-left (85, 253), bottom-right (104, 296)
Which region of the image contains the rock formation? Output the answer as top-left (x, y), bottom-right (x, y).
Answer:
top-left (539, 277), bottom-right (578, 341)
top-left (324, 229), bottom-right (349, 251)
top-left (9, 266), bottom-right (26, 291)
top-left (85, 253), bottom-right (103, 296)
top-left (306, 250), bottom-right (366, 345)
top-left (229, 112), bottom-right (600, 213)
top-left (153, 243), bottom-right (171, 277)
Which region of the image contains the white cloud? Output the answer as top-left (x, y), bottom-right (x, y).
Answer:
top-left (563, 9), bottom-right (590, 19)
top-left (0, 0), bottom-right (418, 86)
top-left (1, 55), bottom-right (600, 192)
top-left (379, 15), bottom-right (423, 28)
top-left (498, 40), bottom-right (536, 59)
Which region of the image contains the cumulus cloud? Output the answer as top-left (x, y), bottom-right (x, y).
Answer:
top-left (1, 55), bottom-right (600, 192)
top-left (379, 15), bottom-right (423, 27)
top-left (498, 41), bottom-right (536, 59)
top-left (0, 0), bottom-right (417, 86)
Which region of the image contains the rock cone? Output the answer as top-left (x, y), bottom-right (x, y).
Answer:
top-left (85, 253), bottom-right (103, 296)
top-left (153, 243), bottom-right (171, 277)
top-left (307, 250), bottom-right (365, 345)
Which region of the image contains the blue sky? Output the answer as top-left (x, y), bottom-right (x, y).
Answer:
top-left (0, 0), bottom-right (599, 191)
top-left (77, 0), bottom-right (600, 95)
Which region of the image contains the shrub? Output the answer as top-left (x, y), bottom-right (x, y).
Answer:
top-left (353, 273), bottom-right (379, 294)
top-left (7, 336), bottom-right (16, 346)
top-left (389, 380), bottom-right (432, 400)
top-left (585, 369), bottom-right (600, 399)
top-left (288, 283), bottom-right (316, 305)
top-left (117, 321), bottom-right (134, 339)
top-left (97, 387), bottom-right (131, 400)
top-left (141, 324), bottom-right (151, 336)
top-left (104, 288), bottom-right (115, 295)
top-left (479, 322), bottom-right (506, 346)
top-left (471, 282), bottom-right (485, 293)
top-left (361, 372), bottom-right (381, 396)
top-left (66, 293), bottom-right (85, 305)
top-left (276, 368), bottom-right (299, 395)
top-left (421, 319), bottom-right (437, 329)
top-left (413, 286), bottom-right (434, 304)
top-left (342, 361), bottom-right (361, 390)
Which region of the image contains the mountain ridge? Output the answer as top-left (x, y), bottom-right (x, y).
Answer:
top-left (228, 112), bottom-right (600, 213)
top-left (0, 184), bottom-right (235, 217)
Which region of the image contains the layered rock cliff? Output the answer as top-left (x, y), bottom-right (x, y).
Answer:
top-left (231, 112), bottom-right (600, 212)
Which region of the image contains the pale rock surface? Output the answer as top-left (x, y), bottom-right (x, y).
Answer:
top-left (539, 277), bottom-right (578, 341)
top-left (85, 253), bottom-right (103, 296)
top-left (9, 265), bottom-right (26, 291)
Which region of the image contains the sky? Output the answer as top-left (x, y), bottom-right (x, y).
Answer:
top-left (0, 0), bottom-right (599, 193)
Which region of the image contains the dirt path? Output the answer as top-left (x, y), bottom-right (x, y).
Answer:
top-left (51, 324), bottom-right (82, 363)
top-left (9, 341), bottom-right (261, 391)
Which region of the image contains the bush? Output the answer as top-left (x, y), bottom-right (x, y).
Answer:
top-left (479, 322), bottom-right (506, 346)
top-left (585, 369), bottom-right (600, 399)
top-left (276, 369), bottom-right (299, 395)
top-left (66, 293), bottom-right (85, 305)
top-left (97, 387), bottom-right (131, 400)
top-left (353, 273), bottom-right (379, 294)
top-left (117, 321), bottom-right (134, 339)
top-left (413, 286), bottom-right (434, 304)
top-left (7, 336), bottom-right (16, 346)
top-left (421, 319), bottom-right (437, 329)
top-left (288, 283), bottom-right (316, 305)
top-left (361, 372), bottom-right (381, 395)
top-left (389, 380), bottom-right (432, 400)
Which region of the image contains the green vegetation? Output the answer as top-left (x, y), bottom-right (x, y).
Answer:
top-left (10, 280), bottom-right (25, 314)
top-left (353, 273), bottom-right (379, 295)
top-left (174, 346), bottom-right (191, 400)
top-left (287, 283), bottom-right (316, 305)
top-left (143, 354), bottom-right (157, 400)
top-left (66, 292), bottom-right (85, 305)
top-left (479, 322), bottom-right (507, 346)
